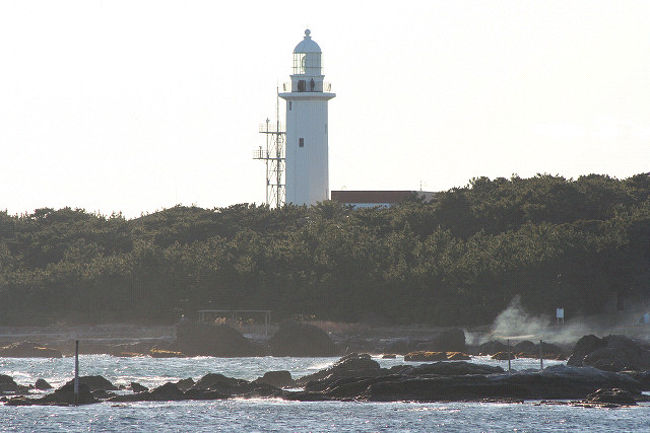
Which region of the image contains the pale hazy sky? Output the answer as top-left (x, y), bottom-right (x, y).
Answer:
top-left (0, 1), bottom-right (648, 218)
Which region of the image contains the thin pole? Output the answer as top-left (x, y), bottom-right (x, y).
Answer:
top-left (74, 340), bottom-right (79, 406)
top-left (539, 340), bottom-right (544, 370)
top-left (507, 339), bottom-right (511, 373)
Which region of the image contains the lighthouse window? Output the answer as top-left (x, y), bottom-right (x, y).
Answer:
top-left (298, 80), bottom-right (306, 92)
top-left (288, 101), bottom-right (292, 111)
top-left (299, 138), bottom-right (304, 148)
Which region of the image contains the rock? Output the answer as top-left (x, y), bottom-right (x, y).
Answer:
top-left (64, 375), bottom-right (118, 391)
top-left (477, 340), bottom-right (508, 355)
top-left (540, 342), bottom-right (564, 357)
top-left (254, 371), bottom-right (295, 388)
top-left (585, 387), bottom-right (637, 406)
top-left (149, 382), bottom-right (185, 401)
top-left (390, 361), bottom-right (504, 376)
top-left (176, 378), bottom-right (195, 392)
top-left (491, 352), bottom-right (515, 360)
top-left (567, 335), bottom-right (606, 366)
top-left (404, 351), bottom-right (448, 362)
top-left (620, 371), bottom-right (650, 390)
top-left (269, 321), bottom-right (336, 357)
top-left (4, 396), bottom-right (33, 406)
top-left (46, 382), bottom-right (96, 405)
top-left (0, 342), bottom-right (62, 358)
top-left (92, 389), bottom-right (115, 400)
top-left (513, 341), bottom-right (537, 354)
top-left (567, 335), bottom-right (650, 371)
top-left (150, 348), bottom-right (185, 358)
top-left (130, 382), bottom-right (148, 393)
top-left (347, 365), bottom-right (642, 402)
top-left (175, 322), bottom-right (261, 357)
top-left (446, 352), bottom-right (471, 361)
top-left (34, 379), bottom-right (52, 390)
top-left (297, 353), bottom-right (383, 388)
top-left (1, 374), bottom-right (19, 393)
top-left (382, 354), bottom-right (397, 359)
top-left (417, 329), bottom-right (466, 353)
top-left (191, 373), bottom-right (252, 395)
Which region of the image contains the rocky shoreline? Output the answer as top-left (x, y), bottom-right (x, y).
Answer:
top-left (1, 353), bottom-right (648, 408)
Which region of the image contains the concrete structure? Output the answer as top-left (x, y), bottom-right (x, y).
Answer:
top-left (279, 30), bottom-right (335, 205)
top-left (331, 190), bottom-right (438, 208)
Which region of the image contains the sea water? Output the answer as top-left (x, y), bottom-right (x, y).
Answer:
top-left (2, 355), bottom-right (649, 432)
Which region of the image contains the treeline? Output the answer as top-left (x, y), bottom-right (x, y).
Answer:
top-left (0, 173), bottom-right (648, 326)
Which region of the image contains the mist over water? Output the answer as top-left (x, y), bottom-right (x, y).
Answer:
top-left (469, 296), bottom-right (650, 347)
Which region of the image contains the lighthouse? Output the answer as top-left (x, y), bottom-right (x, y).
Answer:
top-left (279, 29), bottom-right (335, 206)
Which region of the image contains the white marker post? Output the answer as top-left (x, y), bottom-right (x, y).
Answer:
top-left (539, 340), bottom-right (544, 370)
top-left (74, 340), bottom-right (79, 406)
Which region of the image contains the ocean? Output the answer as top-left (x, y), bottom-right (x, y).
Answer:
top-left (2, 355), bottom-right (649, 432)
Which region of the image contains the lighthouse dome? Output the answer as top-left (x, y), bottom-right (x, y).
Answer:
top-left (293, 29), bottom-right (321, 53)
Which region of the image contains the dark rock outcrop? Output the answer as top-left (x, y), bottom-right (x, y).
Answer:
top-left (63, 375), bottom-right (117, 391)
top-left (34, 379), bottom-right (52, 390)
top-left (491, 352), bottom-right (515, 360)
top-left (254, 371), bottom-right (295, 388)
top-left (269, 321), bottom-right (336, 357)
top-left (1, 374), bottom-right (19, 393)
top-left (287, 363), bottom-right (643, 403)
top-left (567, 335), bottom-right (650, 371)
top-left (584, 387), bottom-right (637, 406)
top-left (297, 353), bottom-right (382, 387)
top-left (176, 378), bottom-right (195, 392)
top-left (404, 351), bottom-right (448, 362)
top-left (130, 382), bottom-right (148, 393)
top-left (477, 340), bottom-right (508, 355)
top-left (175, 322), bottom-right (261, 357)
top-left (0, 342), bottom-right (62, 358)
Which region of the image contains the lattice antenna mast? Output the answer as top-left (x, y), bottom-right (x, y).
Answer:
top-left (253, 88), bottom-right (285, 208)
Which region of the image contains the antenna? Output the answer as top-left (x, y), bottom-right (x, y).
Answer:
top-left (253, 87), bottom-right (286, 208)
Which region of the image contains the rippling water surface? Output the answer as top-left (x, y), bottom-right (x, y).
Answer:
top-left (2, 355), bottom-right (649, 432)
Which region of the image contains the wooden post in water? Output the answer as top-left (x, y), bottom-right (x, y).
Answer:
top-left (507, 339), bottom-right (511, 373)
top-left (74, 340), bottom-right (79, 406)
top-left (539, 339), bottom-right (544, 370)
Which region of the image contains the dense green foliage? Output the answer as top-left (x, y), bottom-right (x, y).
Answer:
top-left (0, 174), bottom-right (648, 326)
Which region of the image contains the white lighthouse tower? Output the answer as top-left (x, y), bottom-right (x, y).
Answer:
top-left (279, 29), bottom-right (335, 206)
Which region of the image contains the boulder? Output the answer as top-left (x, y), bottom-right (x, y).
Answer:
top-left (585, 387), bottom-right (637, 406)
top-left (446, 352), bottom-right (472, 361)
top-left (149, 382), bottom-right (185, 401)
top-left (404, 351), bottom-right (448, 362)
top-left (389, 361), bottom-right (504, 376)
top-left (477, 340), bottom-right (508, 355)
top-left (269, 321), bottom-right (336, 357)
top-left (254, 371), bottom-right (295, 388)
top-left (64, 375), bottom-right (117, 391)
top-left (34, 379), bottom-right (52, 390)
top-left (176, 378), bottom-right (195, 392)
top-left (175, 322), bottom-right (261, 357)
top-left (0, 374), bottom-right (19, 393)
top-left (130, 382), bottom-right (148, 393)
top-left (191, 373), bottom-right (252, 395)
top-left (0, 342), bottom-right (62, 358)
top-left (567, 335), bottom-right (606, 366)
top-left (46, 382), bottom-right (96, 405)
top-left (491, 352), bottom-right (515, 360)
top-left (513, 340), bottom-right (537, 354)
top-left (567, 335), bottom-right (650, 371)
top-left (297, 353), bottom-right (383, 388)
